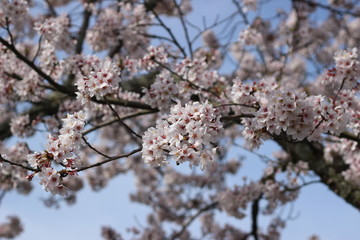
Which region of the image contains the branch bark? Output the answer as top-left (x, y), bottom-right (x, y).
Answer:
top-left (276, 139), bottom-right (360, 210)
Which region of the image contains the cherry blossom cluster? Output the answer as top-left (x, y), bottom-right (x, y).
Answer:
top-left (262, 180), bottom-right (299, 214)
top-left (0, 216), bottom-right (23, 239)
top-left (173, 57), bottom-right (227, 101)
top-left (230, 46), bottom-right (263, 80)
top-left (0, 142), bottom-right (33, 195)
top-left (76, 59), bottom-right (121, 101)
top-left (3, 0), bottom-right (360, 238)
top-left (217, 181), bottom-right (262, 219)
top-left (26, 111), bottom-right (87, 195)
top-left (200, 213), bottom-right (247, 239)
top-left (34, 14), bottom-right (73, 51)
top-left (234, 77), bottom-right (349, 148)
top-left (63, 54), bottom-right (101, 77)
top-left (239, 26), bottom-right (262, 46)
top-left (123, 57), bottom-right (138, 74)
top-left (45, 110), bottom-right (87, 166)
top-left (121, 45), bottom-right (170, 74)
top-left (142, 70), bottom-right (179, 111)
top-left (163, 159), bottom-right (241, 189)
top-left (0, 43), bottom-right (36, 104)
top-left (14, 71), bottom-right (45, 101)
top-left (128, 155), bottom-right (244, 239)
top-left (202, 30), bottom-right (220, 50)
top-left (218, 179), bottom-right (299, 218)
top-left (142, 101), bottom-right (223, 169)
top-left (324, 139), bottom-right (360, 186)
top-left (175, 58), bottom-right (221, 87)
top-left (9, 114), bottom-right (34, 138)
top-left (193, 47), bottom-right (223, 69)
top-left (334, 90), bottom-right (360, 135)
top-left (0, 0), bottom-right (28, 28)
top-left (86, 8), bottom-right (122, 52)
top-left (321, 48), bottom-right (360, 90)
top-left (241, 0), bottom-right (257, 12)
top-left (152, 0), bottom-right (192, 16)
top-left (86, 4), bottom-right (151, 57)
top-left (38, 41), bottom-right (58, 75)
top-left (140, 46), bottom-right (169, 70)
top-left (37, 167), bottom-right (67, 196)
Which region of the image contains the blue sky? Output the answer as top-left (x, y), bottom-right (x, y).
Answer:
top-left (2, 0), bottom-right (360, 239)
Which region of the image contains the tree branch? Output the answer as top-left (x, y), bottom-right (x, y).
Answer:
top-left (276, 140), bottom-right (360, 210)
top-left (0, 37), bottom-right (75, 96)
top-left (250, 197), bottom-right (261, 240)
top-left (171, 202), bottom-right (218, 240)
top-left (293, 0), bottom-right (360, 17)
top-left (82, 110), bottom-right (156, 136)
top-left (76, 147), bottom-right (142, 172)
top-left (0, 154), bottom-right (38, 172)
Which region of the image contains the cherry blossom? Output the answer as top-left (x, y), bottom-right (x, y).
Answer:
top-left (142, 101), bottom-right (223, 169)
top-left (1, 1), bottom-right (360, 239)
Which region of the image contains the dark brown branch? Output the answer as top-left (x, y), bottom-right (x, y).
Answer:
top-left (82, 110), bottom-right (156, 135)
top-left (171, 202), bottom-right (218, 240)
top-left (44, 0), bottom-right (58, 16)
top-left (172, 0), bottom-right (193, 58)
top-left (276, 140), bottom-right (360, 210)
top-left (153, 59), bottom-right (221, 98)
top-left (0, 154), bottom-right (38, 172)
top-left (339, 132), bottom-right (360, 146)
top-left (0, 99), bottom-right (60, 140)
top-left (151, 10), bottom-right (187, 58)
top-left (0, 37), bottom-right (75, 96)
top-left (251, 197), bottom-right (261, 240)
top-left (106, 100), bottom-right (143, 139)
top-left (231, 0), bottom-right (267, 68)
top-left (92, 97), bottom-right (154, 110)
top-left (82, 136), bottom-right (111, 158)
top-left (0, 191), bottom-right (6, 207)
top-left (282, 180), bottom-right (321, 192)
top-left (232, 0), bottom-right (250, 25)
top-left (220, 114), bottom-right (255, 122)
top-left (293, 0), bottom-right (360, 17)
top-left (75, 9), bottom-right (92, 54)
top-left (76, 147), bottom-right (142, 172)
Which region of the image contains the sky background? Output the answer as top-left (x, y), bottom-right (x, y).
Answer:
top-left (1, 0), bottom-right (360, 239)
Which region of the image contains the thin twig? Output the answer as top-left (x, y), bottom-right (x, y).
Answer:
top-left (75, 9), bottom-right (92, 54)
top-left (82, 136), bottom-right (111, 158)
top-left (5, 19), bottom-right (15, 45)
top-left (32, 36), bottom-right (43, 63)
top-left (153, 59), bottom-right (221, 98)
top-left (220, 114), bottom-right (255, 122)
top-left (0, 37), bottom-right (75, 96)
top-left (282, 180), bottom-right (321, 192)
top-left (338, 132), bottom-right (360, 146)
top-left (0, 154), bottom-right (38, 172)
top-left (76, 147), bottom-right (142, 172)
top-left (251, 197), bottom-right (261, 240)
top-left (171, 202), bottom-right (218, 240)
top-left (106, 100), bottom-right (142, 139)
top-left (92, 97), bottom-right (154, 110)
top-left (151, 10), bottom-right (187, 58)
top-left (44, 0), bottom-right (57, 16)
top-left (82, 110), bottom-right (156, 136)
top-left (231, 0), bottom-right (268, 68)
top-left (0, 190), bottom-right (6, 209)
top-left (173, 0), bottom-right (193, 58)
top-left (293, 0), bottom-right (360, 17)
